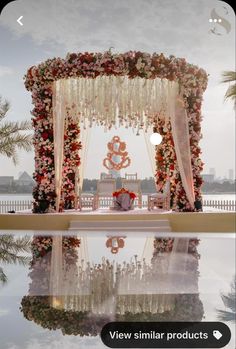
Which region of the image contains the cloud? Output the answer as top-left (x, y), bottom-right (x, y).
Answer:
top-left (0, 65), bottom-right (14, 77)
top-left (0, 0), bottom-right (234, 62)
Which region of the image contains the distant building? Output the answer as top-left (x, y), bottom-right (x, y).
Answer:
top-left (202, 174), bottom-right (215, 183)
top-left (228, 169), bottom-right (234, 181)
top-left (209, 168), bottom-right (216, 179)
top-left (16, 171), bottom-right (35, 187)
top-left (0, 176), bottom-right (14, 191)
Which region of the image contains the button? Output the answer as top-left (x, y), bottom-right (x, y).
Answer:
top-left (101, 322), bottom-right (231, 348)
top-left (17, 15), bottom-right (23, 26)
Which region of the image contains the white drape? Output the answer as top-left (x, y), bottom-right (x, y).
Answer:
top-left (52, 78), bottom-right (195, 211)
top-left (52, 81), bottom-right (67, 212)
top-left (77, 124), bottom-right (91, 193)
top-left (168, 83), bottom-right (195, 209)
top-left (143, 127), bottom-right (156, 178)
top-left (49, 235), bottom-right (63, 298)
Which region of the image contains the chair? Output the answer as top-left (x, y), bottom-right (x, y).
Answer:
top-left (100, 173), bottom-right (113, 180)
top-left (148, 179), bottom-right (170, 211)
top-left (95, 178), bottom-right (116, 209)
top-left (121, 173), bottom-right (142, 208)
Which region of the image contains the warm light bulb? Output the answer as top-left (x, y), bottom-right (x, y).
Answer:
top-left (149, 132), bottom-right (163, 145)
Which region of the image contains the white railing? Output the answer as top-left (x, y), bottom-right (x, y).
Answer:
top-left (0, 200), bottom-right (33, 213)
top-left (203, 199), bottom-right (235, 211)
top-left (0, 198), bottom-right (235, 213)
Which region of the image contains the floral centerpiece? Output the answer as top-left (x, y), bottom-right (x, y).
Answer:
top-left (112, 188), bottom-right (136, 200)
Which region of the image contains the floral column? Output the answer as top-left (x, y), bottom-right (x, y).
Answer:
top-left (31, 85), bottom-right (57, 213)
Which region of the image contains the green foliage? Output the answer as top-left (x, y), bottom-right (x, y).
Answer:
top-left (221, 71), bottom-right (236, 105)
top-left (0, 96), bottom-right (32, 164)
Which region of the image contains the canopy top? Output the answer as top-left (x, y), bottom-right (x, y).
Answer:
top-left (25, 51), bottom-right (208, 95)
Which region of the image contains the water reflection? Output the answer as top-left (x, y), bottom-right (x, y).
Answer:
top-left (217, 275), bottom-right (236, 323)
top-left (21, 235), bottom-right (204, 336)
top-left (0, 234), bottom-right (31, 285)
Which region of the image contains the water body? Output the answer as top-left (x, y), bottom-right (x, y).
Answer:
top-left (0, 193), bottom-right (235, 202)
top-left (0, 231), bottom-right (235, 349)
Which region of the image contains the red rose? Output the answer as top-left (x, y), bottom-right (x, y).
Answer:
top-left (41, 132), bottom-right (48, 140)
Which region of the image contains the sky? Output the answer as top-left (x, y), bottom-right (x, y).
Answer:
top-left (0, 0), bottom-right (235, 179)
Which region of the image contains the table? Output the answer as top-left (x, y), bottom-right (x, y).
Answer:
top-left (114, 193), bottom-right (133, 211)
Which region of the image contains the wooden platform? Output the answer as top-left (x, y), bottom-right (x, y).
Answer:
top-left (0, 209), bottom-right (235, 232)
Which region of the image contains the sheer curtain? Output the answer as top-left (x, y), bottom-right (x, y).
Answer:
top-left (143, 127), bottom-right (156, 178)
top-left (168, 83), bottom-right (195, 209)
top-left (52, 78), bottom-right (195, 211)
top-left (143, 80), bottom-right (195, 209)
top-left (52, 80), bottom-right (67, 212)
top-left (76, 124), bottom-right (91, 195)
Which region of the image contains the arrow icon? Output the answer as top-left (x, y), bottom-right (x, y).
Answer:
top-left (17, 16), bottom-right (23, 26)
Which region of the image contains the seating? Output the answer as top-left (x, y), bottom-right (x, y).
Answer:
top-left (121, 173), bottom-right (142, 208)
top-left (100, 173), bottom-right (113, 180)
top-left (95, 178), bottom-right (116, 209)
top-left (148, 179), bottom-right (170, 211)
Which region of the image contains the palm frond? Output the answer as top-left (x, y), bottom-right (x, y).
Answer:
top-left (217, 310), bottom-right (236, 323)
top-left (221, 294), bottom-right (236, 313)
top-left (0, 96), bottom-right (10, 120)
top-left (0, 249), bottom-right (31, 266)
top-left (217, 275), bottom-right (236, 323)
top-left (0, 134), bottom-right (32, 165)
top-left (224, 84), bottom-right (236, 101)
top-left (0, 267), bottom-right (7, 284)
top-left (0, 235), bottom-right (32, 254)
top-left (0, 120), bottom-right (32, 136)
top-left (221, 71), bottom-right (236, 84)
top-left (0, 95), bottom-right (32, 164)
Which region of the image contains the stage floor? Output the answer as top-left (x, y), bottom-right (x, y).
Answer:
top-left (0, 207), bottom-right (235, 232)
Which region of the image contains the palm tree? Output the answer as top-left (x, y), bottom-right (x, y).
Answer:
top-left (221, 71), bottom-right (236, 105)
top-left (217, 275), bottom-right (236, 323)
top-left (0, 235), bottom-right (31, 285)
top-left (0, 96), bottom-right (32, 164)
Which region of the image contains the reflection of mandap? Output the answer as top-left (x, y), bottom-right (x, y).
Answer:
top-left (20, 235), bottom-right (204, 336)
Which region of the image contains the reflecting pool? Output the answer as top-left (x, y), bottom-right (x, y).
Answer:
top-left (0, 231), bottom-right (235, 348)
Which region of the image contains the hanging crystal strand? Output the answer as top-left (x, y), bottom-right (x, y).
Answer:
top-left (151, 79), bottom-right (156, 118)
top-left (93, 77), bottom-right (97, 122)
top-left (120, 77), bottom-right (124, 124)
top-left (116, 77), bottom-right (121, 127)
top-left (142, 79), bottom-right (147, 122)
top-left (85, 78), bottom-right (89, 122)
top-left (89, 77), bottom-right (93, 119)
top-left (119, 77), bottom-right (123, 126)
top-left (80, 78), bottom-right (84, 122)
top-left (99, 77), bottom-right (103, 126)
top-left (129, 78), bottom-right (133, 125)
top-left (86, 78), bottom-right (90, 121)
top-left (90, 78), bottom-right (94, 124)
top-left (108, 76), bottom-right (113, 128)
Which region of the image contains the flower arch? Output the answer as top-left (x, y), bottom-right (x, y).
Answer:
top-left (24, 51), bottom-right (208, 213)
